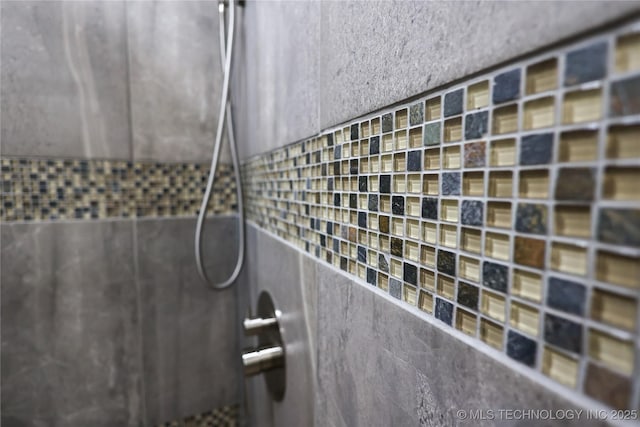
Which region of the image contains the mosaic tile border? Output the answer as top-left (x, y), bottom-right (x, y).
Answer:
top-left (0, 158), bottom-right (237, 221)
top-left (241, 22), bottom-right (640, 411)
top-left (155, 404), bottom-right (239, 427)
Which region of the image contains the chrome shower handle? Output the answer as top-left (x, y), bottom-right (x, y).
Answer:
top-left (243, 316), bottom-right (278, 336)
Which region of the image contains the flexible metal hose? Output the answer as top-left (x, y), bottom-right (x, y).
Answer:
top-left (195, 0), bottom-right (245, 290)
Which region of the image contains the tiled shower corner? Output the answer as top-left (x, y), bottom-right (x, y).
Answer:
top-left (241, 22), bottom-right (640, 411)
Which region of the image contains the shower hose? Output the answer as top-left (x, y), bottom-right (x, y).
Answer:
top-left (195, 0), bottom-right (245, 290)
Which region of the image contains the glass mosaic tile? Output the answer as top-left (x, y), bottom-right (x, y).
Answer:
top-left (241, 22), bottom-right (640, 411)
top-left (0, 158), bottom-right (236, 221)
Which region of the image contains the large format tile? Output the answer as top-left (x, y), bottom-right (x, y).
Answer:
top-left (127, 1), bottom-right (231, 164)
top-left (1, 220), bottom-right (141, 427)
top-left (315, 262), bottom-right (608, 427)
top-left (136, 216), bottom-right (241, 426)
top-left (242, 224), bottom-right (315, 427)
top-left (319, 1), bottom-right (640, 128)
top-left (232, 1), bottom-right (320, 160)
top-left (0, 1), bottom-right (130, 159)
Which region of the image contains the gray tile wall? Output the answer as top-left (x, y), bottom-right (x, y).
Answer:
top-left (243, 223), bottom-right (615, 426)
top-left (233, 1), bottom-right (640, 160)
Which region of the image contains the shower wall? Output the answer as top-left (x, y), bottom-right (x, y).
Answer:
top-left (233, 2), bottom-right (640, 426)
top-left (1, 1), bottom-right (240, 426)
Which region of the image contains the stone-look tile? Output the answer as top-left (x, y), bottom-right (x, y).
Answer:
top-left (464, 111), bottom-right (489, 140)
top-left (315, 261), bottom-right (607, 427)
top-left (514, 236), bottom-right (546, 269)
top-left (381, 113), bottom-right (393, 133)
top-left (507, 330), bottom-right (537, 367)
top-left (422, 197), bottom-right (438, 220)
top-left (610, 75), bottom-right (640, 117)
top-left (137, 218), bottom-right (240, 426)
top-left (520, 133), bottom-right (553, 165)
top-left (392, 196), bottom-right (404, 215)
top-left (1, 221), bottom-right (141, 427)
top-left (350, 159), bottom-right (358, 174)
top-left (380, 175), bottom-right (391, 193)
top-left (389, 278), bottom-right (403, 299)
top-left (407, 150), bottom-right (422, 171)
top-left (369, 136), bottom-right (380, 154)
top-left (464, 141), bottom-right (486, 168)
top-left (423, 122), bottom-right (441, 145)
top-left (366, 268), bottom-right (377, 286)
top-left (461, 200), bottom-right (484, 226)
top-left (359, 176), bottom-right (368, 192)
top-left (546, 277), bottom-right (586, 317)
top-left (555, 168), bottom-right (596, 201)
top-left (379, 216), bottom-right (390, 234)
top-left (443, 88), bottom-right (464, 117)
top-left (435, 298), bottom-right (454, 325)
top-left (233, 1), bottom-right (320, 160)
top-left (318, 1), bottom-right (640, 129)
top-left (482, 261), bottom-right (508, 293)
top-left (357, 246), bottom-right (367, 262)
top-left (441, 172), bottom-right (461, 196)
top-left (403, 263), bottom-right (418, 286)
top-left (409, 102), bottom-right (424, 126)
top-left (368, 194), bottom-right (379, 212)
top-left (243, 225), bottom-right (315, 427)
top-left (598, 208), bottom-right (640, 248)
top-left (1, 1), bottom-right (130, 159)
top-left (515, 203), bottom-right (548, 234)
top-left (391, 237), bottom-right (403, 257)
top-left (564, 41), bottom-right (607, 86)
top-left (457, 282), bottom-right (479, 311)
top-left (585, 363), bottom-right (632, 410)
top-left (544, 314), bottom-right (582, 354)
top-left (437, 250), bottom-right (456, 276)
top-left (334, 145), bottom-right (342, 160)
top-left (379, 253), bottom-right (390, 273)
top-left (493, 69), bottom-right (521, 104)
top-left (358, 212), bottom-right (367, 228)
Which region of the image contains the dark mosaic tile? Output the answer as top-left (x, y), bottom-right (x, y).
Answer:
top-left (367, 268), bottom-right (377, 286)
top-left (506, 330), bottom-right (537, 367)
top-left (610, 75), bottom-right (640, 117)
top-left (333, 193), bottom-right (340, 207)
top-left (391, 237), bottom-right (403, 257)
top-left (327, 221), bottom-right (333, 235)
top-left (392, 196), bottom-right (405, 215)
top-left (379, 253), bottom-right (389, 273)
top-left (350, 123), bottom-right (359, 140)
top-left (464, 141), bottom-right (486, 168)
top-left (598, 208), bottom-right (640, 248)
top-left (515, 203), bottom-right (548, 235)
top-left (482, 261), bottom-right (508, 293)
top-left (326, 133), bottom-right (334, 146)
top-left (461, 200), bottom-right (483, 226)
top-left (381, 113), bottom-right (393, 133)
top-left (379, 215), bottom-right (390, 234)
top-left (514, 236), bottom-right (546, 269)
top-left (565, 41), bottom-right (607, 86)
top-left (407, 150), bottom-right (422, 171)
top-left (457, 282), bottom-right (479, 311)
top-left (520, 133), bottom-right (553, 166)
top-left (358, 212), bottom-right (367, 228)
top-left (441, 172), bottom-right (461, 196)
top-left (544, 313), bottom-right (582, 354)
top-left (437, 250), bottom-right (456, 276)
top-left (359, 176), bottom-right (368, 192)
top-left (389, 278), bottom-right (402, 299)
top-left (357, 245), bottom-right (367, 263)
top-left (410, 102), bottom-right (424, 126)
top-left (493, 69), bottom-right (521, 104)
top-left (444, 88), bottom-right (464, 117)
top-left (333, 161), bottom-right (341, 176)
top-left (334, 145), bottom-right (342, 160)
top-left (435, 298), bottom-right (454, 326)
top-left (368, 194), bottom-right (379, 212)
top-left (555, 168), bottom-right (595, 201)
top-left (421, 197), bottom-right (438, 220)
top-left (380, 175), bottom-right (391, 193)
top-left (340, 257), bottom-right (348, 271)
top-left (333, 239), bottom-right (340, 254)
top-left (546, 277), bottom-right (586, 316)
top-left (423, 122), bottom-right (441, 146)
top-left (585, 363), bottom-right (632, 410)
top-left (464, 111), bottom-right (489, 140)
top-left (404, 263), bottom-right (418, 286)
top-left (350, 159), bottom-right (358, 174)
top-left (369, 136), bottom-right (380, 154)
top-left (350, 193), bottom-right (357, 209)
